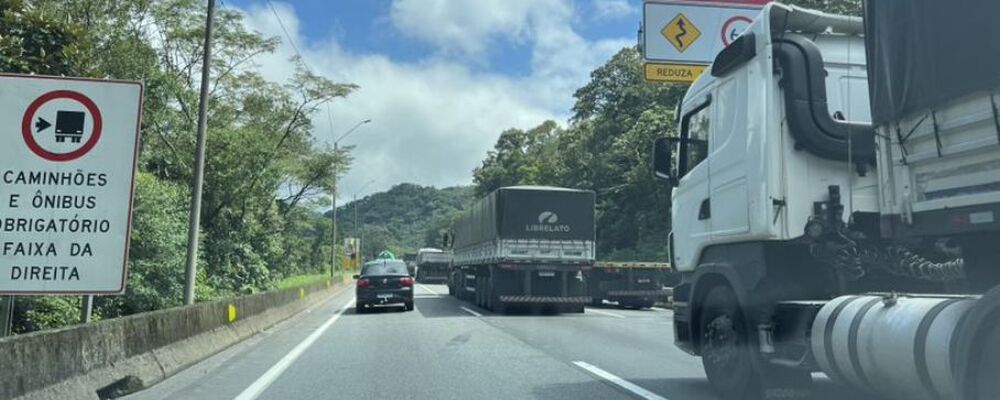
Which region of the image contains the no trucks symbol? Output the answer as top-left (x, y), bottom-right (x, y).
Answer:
top-left (21, 90), bottom-right (104, 162)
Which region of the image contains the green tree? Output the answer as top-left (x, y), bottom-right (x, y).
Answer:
top-left (2, 0), bottom-right (359, 332)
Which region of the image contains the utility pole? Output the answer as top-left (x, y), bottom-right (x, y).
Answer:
top-left (353, 179), bottom-right (376, 263)
top-left (330, 142), bottom-right (338, 278)
top-left (330, 119), bottom-right (371, 275)
top-left (182, 0), bottom-right (216, 305)
top-left (354, 193), bottom-right (360, 263)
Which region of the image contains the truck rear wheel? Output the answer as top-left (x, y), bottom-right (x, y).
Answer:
top-left (699, 285), bottom-right (810, 400)
top-left (484, 276), bottom-right (493, 311)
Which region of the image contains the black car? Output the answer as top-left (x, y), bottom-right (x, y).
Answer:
top-left (354, 260), bottom-right (414, 313)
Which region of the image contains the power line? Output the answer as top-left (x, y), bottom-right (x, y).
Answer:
top-left (265, 0), bottom-right (309, 73)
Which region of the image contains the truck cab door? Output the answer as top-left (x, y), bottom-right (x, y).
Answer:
top-left (708, 74), bottom-right (751, 238)
top-left (671, 95), bottom-right (713, 271)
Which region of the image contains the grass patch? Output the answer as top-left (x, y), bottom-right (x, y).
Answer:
top-left (275, 272), bottom-right (340, 290)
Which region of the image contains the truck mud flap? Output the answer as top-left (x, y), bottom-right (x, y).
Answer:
top-left (499, 296), bottom-right (591, 304)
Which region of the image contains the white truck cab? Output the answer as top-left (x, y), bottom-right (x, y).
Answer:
top-left (664, 4), bottom-right (875, 273)
top-left (650, 3), bottom-right (1000, 400)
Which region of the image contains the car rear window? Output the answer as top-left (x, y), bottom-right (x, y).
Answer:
top-left (362, 261), bottom-right (408, 276)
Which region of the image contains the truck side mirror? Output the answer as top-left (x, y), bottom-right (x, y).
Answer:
top-left (653, 137), bottom-right (679, 186)
top-left (442, 232), bottom-right (454, 249)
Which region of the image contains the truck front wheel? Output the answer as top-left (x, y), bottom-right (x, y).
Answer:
top-left (700, 285), bottom-right (757, 400)
top-left (699, 285), bottom-right (810, 400)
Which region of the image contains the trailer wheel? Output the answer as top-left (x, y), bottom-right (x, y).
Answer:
top-left (492, 292), bottom-right (507, 314)
top-left (479, 276), bottom-right (488, 308)
top-left (484, 276), bottom-right (493, 311)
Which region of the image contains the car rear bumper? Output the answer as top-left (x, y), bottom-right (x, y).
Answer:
top-left (357, 288), bottom-right (413, 305)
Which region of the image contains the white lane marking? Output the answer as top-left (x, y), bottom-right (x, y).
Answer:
top-left (651, 307), bottom-right (672, 312)
top-left (585, 308), bottom-right (626, 319)
top-left (460, 306), bottom-right (483, 317)
top-left (573, 361), bottom-right (669, 400)
top-left (418, 283), bottom-right (439, 296)
top-left (233, 299), bottom-right (355, 400)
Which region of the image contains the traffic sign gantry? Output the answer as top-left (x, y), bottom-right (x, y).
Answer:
top-left (642, 0), bottom-right (764, 84)
top-left (0, 74), bottom-right (144, 295)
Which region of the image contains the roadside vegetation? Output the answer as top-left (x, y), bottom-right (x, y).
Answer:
top-left (2, 0), bottom-right (859, 333)
top-left (3, 0), bottom-right (354, 333)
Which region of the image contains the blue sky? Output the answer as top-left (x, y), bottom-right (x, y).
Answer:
top-left (226, 0), bottom-right (639, 198)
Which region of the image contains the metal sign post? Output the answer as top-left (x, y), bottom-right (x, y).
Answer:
top-left (0, 295), bottom-right (13, 337)
top-left (79, 295), bottom-right (93, 323)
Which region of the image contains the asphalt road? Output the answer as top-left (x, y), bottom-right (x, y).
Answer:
top-left (125, 284), bottom-right (874, 400)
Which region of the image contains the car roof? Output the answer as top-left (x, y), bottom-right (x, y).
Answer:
top-left (363, 259), bottom-right (406, 266)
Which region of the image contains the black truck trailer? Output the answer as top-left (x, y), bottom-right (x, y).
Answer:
top-left (447, 186), bottom-right (596, 313)
top-left (585, 262), bottom-right (676, 309)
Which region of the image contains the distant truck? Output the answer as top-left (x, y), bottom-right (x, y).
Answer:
top-left (447, 186), bottom-right (596, 313)
top-left (585, 262), bottom-right (675, 309)
top-left (415, 248), bottom-right (451, 283)
top-left (402, 253), bottom-right (417, 276)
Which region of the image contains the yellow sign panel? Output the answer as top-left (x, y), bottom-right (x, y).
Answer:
top-left (644, 63), bottom-right (707, 84)
top-left (661, 13), bottom-right (701, 53)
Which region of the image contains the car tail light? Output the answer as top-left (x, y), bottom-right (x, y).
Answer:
top-left (399, 276), bottom-right (414, 287)
top-left (356, 278), bottom-right (370, 288)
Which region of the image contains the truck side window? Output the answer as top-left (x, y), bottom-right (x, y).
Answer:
top-left (678, 104), bottom-right (710, 177)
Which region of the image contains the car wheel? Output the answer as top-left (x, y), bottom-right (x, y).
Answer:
top-left (404, 301), bottom-right (414, 311)
top-left (356, 303), bottom-right (367, 314)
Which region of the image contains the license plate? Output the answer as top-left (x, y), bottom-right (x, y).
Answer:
top-left (377, 293), bottom-right (393, 299)
top-left (538, 271), bottom-right (556, 277)
top-left (637, 278), bottom-right (651, 283)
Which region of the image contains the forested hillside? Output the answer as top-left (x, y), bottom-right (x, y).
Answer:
top-left (334, 184), bottom-right (474, 258)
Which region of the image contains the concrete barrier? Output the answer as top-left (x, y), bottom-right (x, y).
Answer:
top-left (0, 275), bottom-right (351, 400)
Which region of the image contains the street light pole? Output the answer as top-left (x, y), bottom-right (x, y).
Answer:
top-left (182, 0), bottom-right (216, 305)
top-left (353, 179), bottom-right (376, 263)
top-left (330, 119), bottom-right (371, 277)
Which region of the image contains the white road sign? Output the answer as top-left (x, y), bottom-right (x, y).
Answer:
top-left (643, 1), bottom-right (762, 65)
top-left (0, 74), bottom-right (143, 295)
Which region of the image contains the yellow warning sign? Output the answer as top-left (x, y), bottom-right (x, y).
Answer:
top-left (661, 13), bottom-right (701, 53)
top-left (644, 63), bottom-right (707, 84)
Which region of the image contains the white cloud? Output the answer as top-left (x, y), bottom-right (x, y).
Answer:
top-left (389, 0), bottom-right (560, 59)
top-left (237, 1), bottom-right (630, 199)
top-left (592, 0), bottom-right (636, 21)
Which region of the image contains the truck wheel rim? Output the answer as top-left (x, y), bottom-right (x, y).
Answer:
top-left (704, 314), bottom-right (740, 372)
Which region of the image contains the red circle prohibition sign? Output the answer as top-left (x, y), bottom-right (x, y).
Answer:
top-left (21, 90), bottom-right (103, 162)
top-left (721, 16), bottom-right (754, 46)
